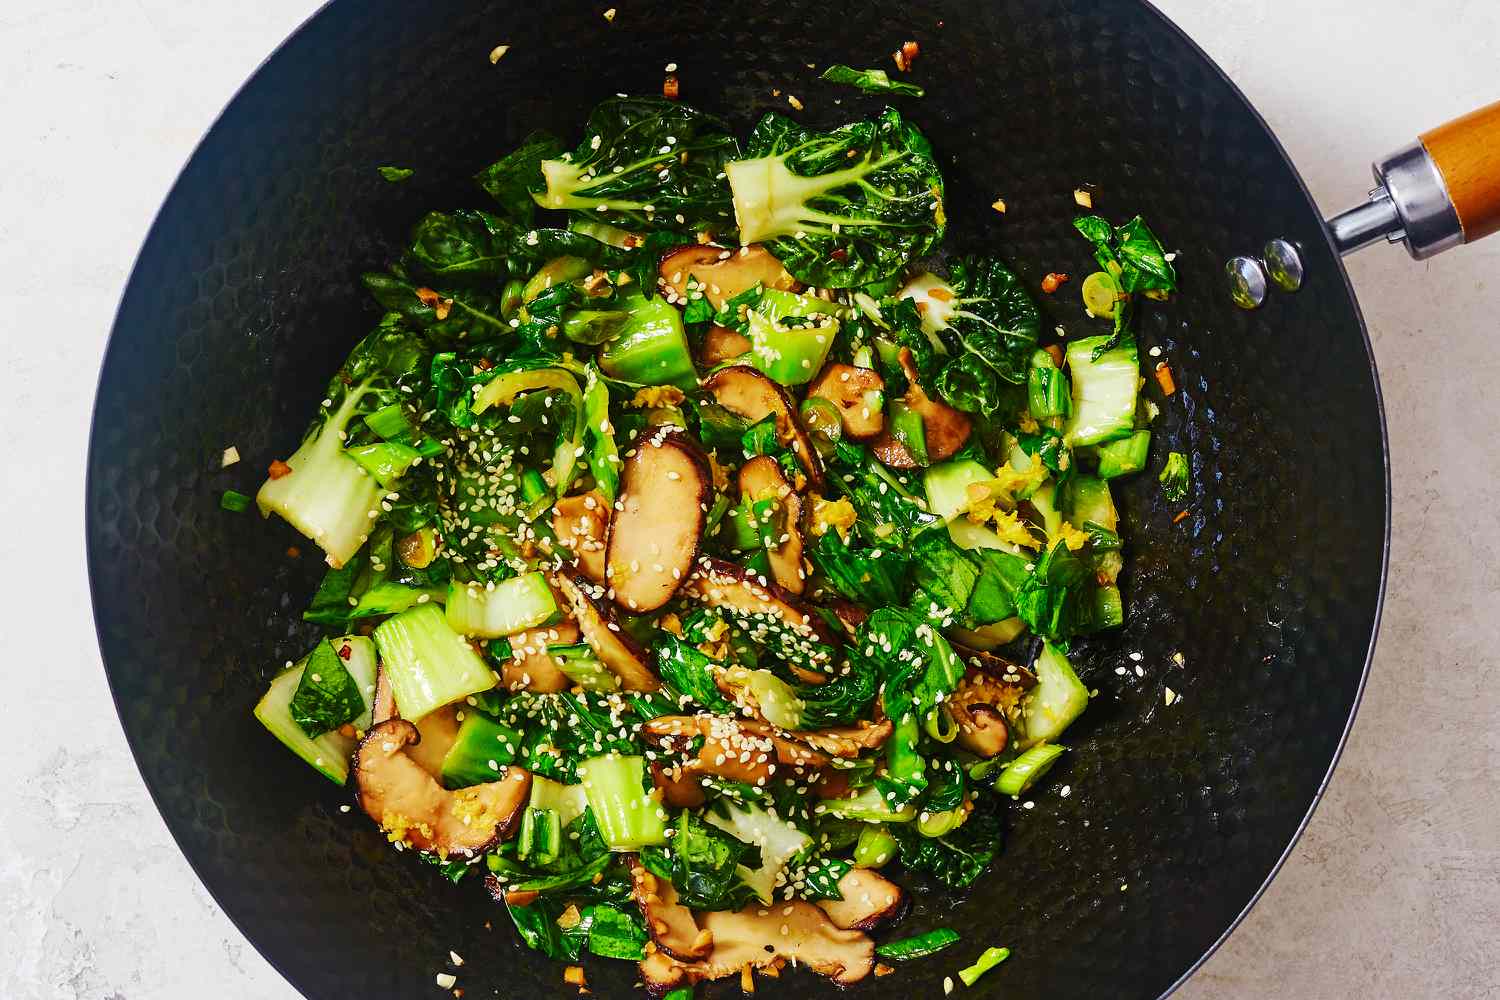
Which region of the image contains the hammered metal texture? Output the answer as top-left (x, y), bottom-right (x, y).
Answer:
top-left (87, 1), bottom-right (1387, 998)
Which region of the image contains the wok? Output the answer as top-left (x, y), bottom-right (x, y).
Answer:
top-left (95, 0), bottom-right (1484, 995)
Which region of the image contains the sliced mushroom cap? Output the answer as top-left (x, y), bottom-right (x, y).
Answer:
top-left (372, 667), bottom-right (397, 725)
top-left (605, 426), bottom-right (709, 613)
top-left (552, 490), bottom-right (610, 584)
top-left (354, 719), bottom-right (530, 858)
top-left (807, 363), bottom-right (887, 441)
top-left (367, 670), bottom-right (459, 776)
top-left (503, 621), bottom-right (582, 693)
top-left (795, 721), bottom-right (893, 758)
top-left (632, 863), bottom-right (713, 960)
top-left (699, 324), bottom-right (753, 368)
top-left (554, 568), bottom-right (660, 691)
top-left (406, 705), bottom-right (462, 777)
top-left (700, 365), bottom-right (824, 490)
top-left (737, 455), bottom-right (805, 595)
top-left (812, 767), bottom-right (853, 800)
top-left (639, 902), bottom-right (875, 992)
top-left (660, 244), bottom-right (800, 310)
top-left (816, 867), bottom-right (907, 931)
top-left (642, 715), bottom-right (830, 784)
top-left (651, 760), bottom-right (707, 810)
top-left (872, 348), bottom-right (973, 468)
top-left (682, 557), bottom-right (840, 678)
top-left (684, 557), bottom-right (837, 643)
top-left (949, 668), bottom-right (1028, 758)
top-left (952, 642), bottom-right (1038, 688)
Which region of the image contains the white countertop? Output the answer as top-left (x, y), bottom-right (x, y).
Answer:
top-left (3, 1), bottom-right (1497, 997)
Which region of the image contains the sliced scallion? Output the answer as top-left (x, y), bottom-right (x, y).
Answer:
top-left (875, 928), bottom-right (960, 961)
top-left (220, 489), bottom-right (253, 512)
top-left (996, 743), bottom-right (1066, 797)
top-left (957, 945), bottom-right (1011, 986)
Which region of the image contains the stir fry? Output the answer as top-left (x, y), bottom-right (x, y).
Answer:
top-left (245, 94), bottom-right (1177, 994)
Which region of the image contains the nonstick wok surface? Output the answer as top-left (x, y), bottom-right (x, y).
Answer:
top-left (86, 1), bottom-right (1388, 996)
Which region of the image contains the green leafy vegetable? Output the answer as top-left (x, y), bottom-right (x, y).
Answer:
top-left (796, 657), bottom-right (879, 728)
top-left (820, 64), bottom-right (925, 98)
top-left (1012, 540), bottom-right (1091, 642)
top-left (377, 166), bottom-right (414, 182)
top-left (927, 258), bottom-right (1042, 407)
top-left (531, 97), bottom-right (739, 233)
top-left (808, 529), bottom-right (908, 609)
top-left (910, 529), bottom-right (979, 622)
top-left (287, 639), bottom-right (365, 737)
top-left (654, 634), bottom-right (737, 714)
top-left (892, 803), bottom-right (1002, 888)
top-left (505, 897), bottom-right (583, 961)
top-left (1160, 450), bottom-right (1190, 502)
top-left (477, 131), bottom-right (565, 224)
top-left (1073, 213), bottom-right (1177, 355)
top-left (860, 608), bottom-right (964, 805)
top-left (584, 903), bottom-right (649, 960)
top-left (362, 270), bottom-right (511, 343)
top-left (256, 316), bottom-right (431, 567)
top-left (727, 107), bottom-right (944, 287)
top-left (826, 441), bottom-right (940, 546)
top-left (643, 811), bottom-right (762, 911)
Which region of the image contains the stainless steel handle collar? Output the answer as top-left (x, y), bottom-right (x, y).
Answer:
top-left (1326, 139), bottom-right (1463, 259)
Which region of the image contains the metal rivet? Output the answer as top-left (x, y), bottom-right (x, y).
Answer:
top-left (1226, 256), bottom-right (1268, 309)
top-left (1262, 239), bottom-right (1304, 292)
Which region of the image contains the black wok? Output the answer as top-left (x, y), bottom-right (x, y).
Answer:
top-left (87, 1), bottom-right (1391, 997)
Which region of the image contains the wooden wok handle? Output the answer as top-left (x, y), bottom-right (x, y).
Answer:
top-left (1420, 100), bottom-right (1500, 244)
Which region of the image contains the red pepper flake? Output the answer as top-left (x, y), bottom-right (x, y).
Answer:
top-left (1172, 509), bottom-right (1190, 524)
top-left (285, 545), bottom-right (302, 559)
top-left (267, 459), bottom-right (292, 479)
top-left (893, 40), bottom-right (920, 72)
top-left (1153, 362), bottom-right (1177, 396)
top-left (338, 643), bottom-right (353, 660)
top-left (476, 357), bottom-right (495, 371)
top-left (1043, 343), bottom-right (1065, 367)
top-left (663, 74), bottom-right (680, 100)
top-left (1040, 272), bottom-right (1070, 294)
top-left (830, 248), bottom-right (848, 261)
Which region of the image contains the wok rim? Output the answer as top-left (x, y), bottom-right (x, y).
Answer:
top-left (83, 1), bottom-right (1392, 996)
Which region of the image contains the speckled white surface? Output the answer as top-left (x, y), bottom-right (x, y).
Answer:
top-left (2, 2), bottom-right (1497, 998)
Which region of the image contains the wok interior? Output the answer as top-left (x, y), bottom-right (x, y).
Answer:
top-left (87, 0), bottom-right (1385, 996)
